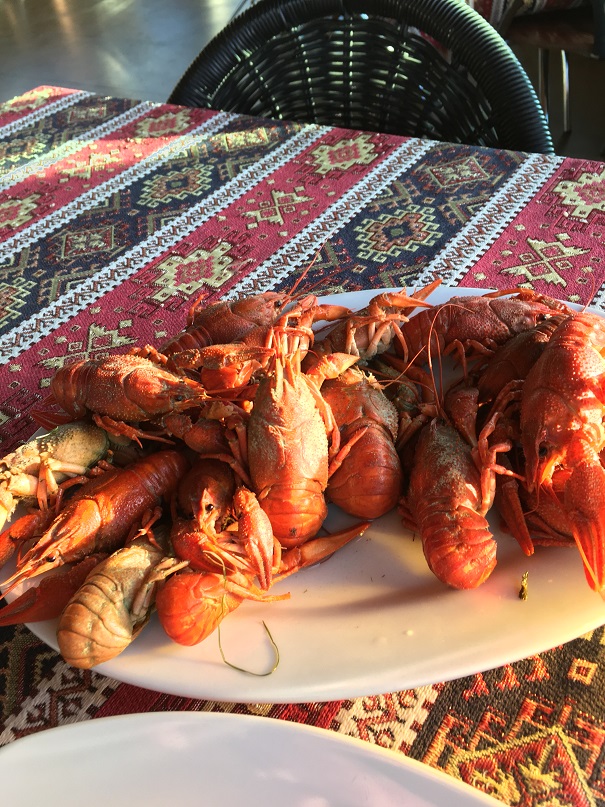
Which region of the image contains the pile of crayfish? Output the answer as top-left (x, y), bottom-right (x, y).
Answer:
top-left (1, 276), bottom-right (604, 671)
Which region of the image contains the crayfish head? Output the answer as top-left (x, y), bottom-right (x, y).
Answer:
top-left (537, 442), bottom-right (566, 489)
top-left (521, 388), bottom-right (582, 492)
top-left (124, 364), bottom-right (208, 419)
top-left (232, 291), bottom-right (290, 326)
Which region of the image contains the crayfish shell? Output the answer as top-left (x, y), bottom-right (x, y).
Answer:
top-left (57, 537), bottom-right (166, 669)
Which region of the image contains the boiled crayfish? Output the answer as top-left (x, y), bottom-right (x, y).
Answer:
top-left (0, 421), bottom-right (110, 534)
top-left (3, 278), bottom-right (605, 673)
top-left (1, 450), bottom-right (189, 593)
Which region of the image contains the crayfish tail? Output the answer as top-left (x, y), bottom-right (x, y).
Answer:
top-left (28, 393), bottom-right (74, 429)
top-left (421, 508), bottom-right (498, 590)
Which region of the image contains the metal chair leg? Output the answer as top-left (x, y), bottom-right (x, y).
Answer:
top-left (560, 49), bottom-right (571, 133)
top-left (537, 47), bottom-right (550, 119)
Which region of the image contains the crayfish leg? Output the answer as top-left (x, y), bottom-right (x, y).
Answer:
top-left (233, 487), bottom-right (279, 590)
top-left (92, 414), bottom-right (173, 446)
top-left (494, 472), bottom-right (535, 557)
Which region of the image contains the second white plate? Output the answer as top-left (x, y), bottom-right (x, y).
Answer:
top-left (0, 711), bottom-right (501, 806)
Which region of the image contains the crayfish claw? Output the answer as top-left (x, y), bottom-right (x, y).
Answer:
top-left (0, 554), bottom-right (106, 626)
top-left (276, 520), bottom-right (371, 582)
top-left (563, 454), bottom-right (605, 596)
top-left (0, 556), bottom-right (51, 598)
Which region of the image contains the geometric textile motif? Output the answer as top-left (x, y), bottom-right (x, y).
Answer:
top-left (0, 87), bottom-right (81, 134)
top-left (500, 234), bottom-right (591, 287)
top-left (0, 275), bottom-right (37, 325)
top-left (1, 125), bottom-right (396, 371)
top-left (310, 133), bottom-right (377, 174)
top-left (553, 166), bottom-right (605, 218)
top-left (0, 86), bottom-right (59, 116)
top-left (138, 164), bottom-right (214, 208)
top-left (0, 94), bottom-right (144, 173)
top-left (0, 134), bottom-right (49, 167)
top-left (354, 205), bottom-right (441, 261)
top-left (426, 154), bottom-right (490, 188)
top-left (3, 627), bottom-right (604, 807)
top-left (0, 194), bottom-right (40, 230)
top-left (461, 158), bottom-right (605, 305)
top-left (147, 240), bottom-right (236, 300)
top-left (270, 144), bottom-right (524, 294)
top-left (410, 627), bottom-right (605, 806)
top-left (0, 115), bottom-right (302, 340)
top-left (0, 625), bottom-right (121, 745)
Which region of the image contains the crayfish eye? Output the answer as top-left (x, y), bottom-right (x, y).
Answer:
top-left (45, 554), bottom-right (57, 563)
top-left (538, 444), bottom-right (549, 458)
top-left (205, 503), bottom-right (214, 513)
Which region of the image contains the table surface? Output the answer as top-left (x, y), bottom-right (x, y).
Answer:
top-left (1, 85), bottom-right (605, 806)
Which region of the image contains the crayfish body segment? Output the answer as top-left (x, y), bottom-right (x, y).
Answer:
top-left (396, 289), bottom-right (571, 368)
top-left (50, 354), bottom-right (209, 425)
top-left (248, 352), bottom-right (330, 548)
top-left (57, 531), bottom-right (177, 669)
top-left (155, 568), bottom-right (286, 647)
top-left (521, 312), bottom-right (605, 593)
top-left (322, 367), bottom-right (402, 519)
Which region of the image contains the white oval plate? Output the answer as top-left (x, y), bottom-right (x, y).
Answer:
top-left (4, 286), bottom-right (605, 702)
top-left (0, 711), bottom-right (500, 806)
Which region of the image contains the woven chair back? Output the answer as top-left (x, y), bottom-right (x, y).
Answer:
top-left (169, 0), bottom-right (554, 153)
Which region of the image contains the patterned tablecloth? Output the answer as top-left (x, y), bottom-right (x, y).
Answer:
top-left (1, 85), bottom-right (605, 805)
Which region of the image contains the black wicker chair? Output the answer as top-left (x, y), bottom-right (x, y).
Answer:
top-left (168, 0), bottom-right (554, 154)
